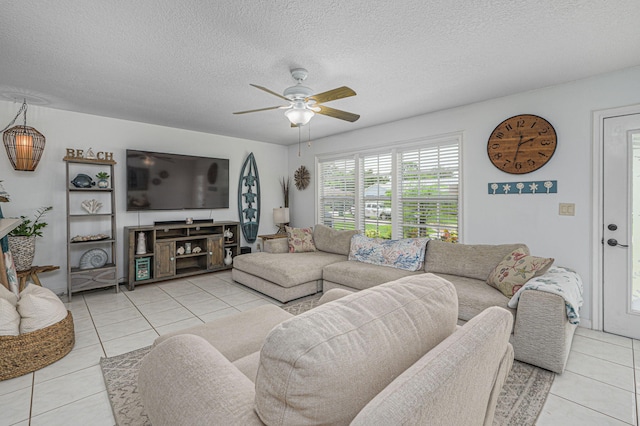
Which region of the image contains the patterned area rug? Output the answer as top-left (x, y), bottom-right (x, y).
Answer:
top-left (100, 296), bottom-right (554, 426)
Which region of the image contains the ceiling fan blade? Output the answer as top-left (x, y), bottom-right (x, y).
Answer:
top-left (307, 86), bottom-right (356, 104)
top-left (233, 105), bottom-right (286, 115)
top-left (315, 105), bottom-right (360, 122)
top-left (250, 84), bottom-right (290, 101)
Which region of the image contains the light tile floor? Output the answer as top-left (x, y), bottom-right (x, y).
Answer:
top-left (1, 270), bottom-right (638, 425)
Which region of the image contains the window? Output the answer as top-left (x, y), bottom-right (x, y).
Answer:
top-left (317, 134), bottom-right (460, 241)
top-left (397, 142), bottom-right (459, 242)
top-left (317, 157), bottom-right (356, 230)
top-left (361, 153), bottom-right (393, 238)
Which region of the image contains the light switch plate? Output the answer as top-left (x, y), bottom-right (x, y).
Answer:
top-left (559, 203), bottom-right (575, 216)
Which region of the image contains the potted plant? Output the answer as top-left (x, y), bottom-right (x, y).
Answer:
top-left (8, 206), bottom-right (52, 271)
top-left (96, 171), bottom-right (110, 188)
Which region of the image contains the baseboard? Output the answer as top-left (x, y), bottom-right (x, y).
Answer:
top-left (578, 318), bottom-right (593, 329)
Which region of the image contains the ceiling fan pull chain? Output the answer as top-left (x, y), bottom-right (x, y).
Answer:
top-left (298, 125), bottom-right (301, 157)
top-left (308, 123), bottom-right (312, 148)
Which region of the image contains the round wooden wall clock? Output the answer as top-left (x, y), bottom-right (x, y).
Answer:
top-left (487, 114), bottom-right (557, 174)
top-left (294, 165), bottom-right (310, 190)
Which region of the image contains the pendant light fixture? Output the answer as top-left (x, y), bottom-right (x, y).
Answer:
top-left (2, 99), bottom-right (46, 171)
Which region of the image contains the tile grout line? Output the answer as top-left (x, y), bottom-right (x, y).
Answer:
top-left (548, 393), bottom-right (636, 425)
top-left (28, 372), bottom-right (34, 426)
top-left (27, 389), bottom-right (108, 423)
top-left (123, 281), bottom-right (222, 332)
top-left (575, 332), bottom-right (634, 349)
top-left (570, 346), bottom-right (634, 369)
top-left (563, 365), bottom-right (636, 393)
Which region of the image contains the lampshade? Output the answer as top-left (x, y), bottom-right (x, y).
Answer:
top-left (273, 207), bottom-right (290, 224)
top-left (285, 108), bottom-right (314, 126)
top-left (3, 126), bottom-right (45, 171)
top-left (2, 100), bottom-right (46, 172)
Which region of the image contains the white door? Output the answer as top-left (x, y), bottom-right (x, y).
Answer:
top-left (603, 113), bottom-right (640, 339)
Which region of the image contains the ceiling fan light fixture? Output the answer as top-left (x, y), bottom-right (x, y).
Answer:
top-left (285, 107), bottom-right (314, 126)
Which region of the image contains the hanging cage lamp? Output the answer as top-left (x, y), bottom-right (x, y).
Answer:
top-left (2, 99), bottom-right (45, 171)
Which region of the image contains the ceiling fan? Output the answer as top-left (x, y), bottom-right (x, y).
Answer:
top-left (233, 68), bottom-right (360, 127)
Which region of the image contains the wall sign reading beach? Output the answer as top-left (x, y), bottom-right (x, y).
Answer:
top-left (488, 180), bottom-right (557, 195)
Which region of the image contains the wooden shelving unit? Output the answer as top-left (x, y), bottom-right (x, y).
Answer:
top-left (64, 157), bottom-right (118, 300)
top-left (124, 221), bottom-right (240, 290)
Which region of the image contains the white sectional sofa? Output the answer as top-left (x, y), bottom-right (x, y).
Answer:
top-left (232, 224), bottom-right (578, 373)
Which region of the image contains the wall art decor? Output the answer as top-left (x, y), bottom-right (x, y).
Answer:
top-left (238, 152), bottom-right (261, 243)
top-left (488, 180), bottom-right (557, 195)
top-left (294, 165), bottom-right (310, 190)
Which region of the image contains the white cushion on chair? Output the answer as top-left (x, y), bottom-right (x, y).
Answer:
top-left (17, 285), bottom-right (67, 334)
top-left (0, 297), bottom-right (20, 335)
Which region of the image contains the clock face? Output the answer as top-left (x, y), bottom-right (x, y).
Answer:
top-left (487, 114), bottom-right (557, 174)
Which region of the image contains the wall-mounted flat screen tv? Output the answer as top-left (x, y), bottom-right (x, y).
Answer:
top-left (126, 150), bottom-right (230, 211)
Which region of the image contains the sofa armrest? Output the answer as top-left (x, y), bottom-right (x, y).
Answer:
top-left (264, 237), bottom-right (288, 253)
top-left (318, 288), bottom-right (354, 305)
top-left (139, 334), bottom-right (263, 426)
top-left (513, 290), bottom-right (577, 373)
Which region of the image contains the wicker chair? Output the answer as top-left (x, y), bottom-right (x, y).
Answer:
top-left (0, 311), bottom-right (75, 381)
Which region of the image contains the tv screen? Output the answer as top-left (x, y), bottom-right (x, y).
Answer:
top-left (126, 150), bottom-right (230, 211)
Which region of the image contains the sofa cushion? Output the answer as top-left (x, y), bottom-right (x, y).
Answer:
top-left (487, 248), bottom-right (554, 297)
top-left (435, 273), bottom-right (515, 327)
top-left (233, 251), bottom-right (346, 288)
top-left (286, 226), bottom-right (316, 253)
top-left (322, 260), bottom-right (421, 290)
top-left (154, 304), bottom-right (293, 362)
top-left (17, 285), bottom-right (68, 334)
top-left (425, 240), bottom-right (528, 281)
top-left (254, 274), bottom-right (458, 425)
top-left (349, 234), bottom-right (429, 271)
top-left (313, 224), bottom-right (359, 256)
top-left (351, 307), bottom-right (514, 426)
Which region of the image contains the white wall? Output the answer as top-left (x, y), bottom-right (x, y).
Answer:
top-left (288, 65), bottom-right (640, 324)
top-left (0, 103), bottom-right (288, 295)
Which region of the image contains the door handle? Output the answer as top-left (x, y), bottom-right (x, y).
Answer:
top-left (608, 224), bottom-right (618, 231)
top-left (607, 238), bottom-right (629, 248)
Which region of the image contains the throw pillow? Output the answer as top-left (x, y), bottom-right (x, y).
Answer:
top-left (487, 248), bottom-right (554, 297)
top-left (0, 283), bottom-right (18, 306)
top-left (285, 226), bottom-right (316, 253)
top-left (0, 297), bottom-right (20, 336)
top-left (17, 284), bottom-right (67, 334)
top-left (349, 233), bottom-right (428, 271)
top-left (313, 224), bottom-right (360, 255)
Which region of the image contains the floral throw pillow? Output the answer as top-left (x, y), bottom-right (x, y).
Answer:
top-left (286, 226), bottom-right (316, 253)
top-left (487, 248), bottom-right (554, 298)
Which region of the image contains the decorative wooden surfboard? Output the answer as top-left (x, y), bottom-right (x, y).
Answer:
top-left (238, 153), bottom-right (261, 243)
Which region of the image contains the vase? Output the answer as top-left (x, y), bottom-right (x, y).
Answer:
top-left (224, 248), bottom-right (233, 266)
top-left (97, 179), bottom-right (109, 189)
top-left (7, 235), bottom-right (36, 271)
top-left (136, 232), bottom-right (147, 255)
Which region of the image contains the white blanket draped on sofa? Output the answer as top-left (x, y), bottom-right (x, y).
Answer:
top-left (508, 266), bottom-right (583, 324)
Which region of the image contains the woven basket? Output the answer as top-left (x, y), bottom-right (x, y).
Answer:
top-left (7, 235), bottom-right (36, 272)
top-left (0, 311), bottom-right (75, 381)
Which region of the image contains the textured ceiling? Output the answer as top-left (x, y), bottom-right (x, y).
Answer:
top-left (1, 1), bottom-right (640, 145)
